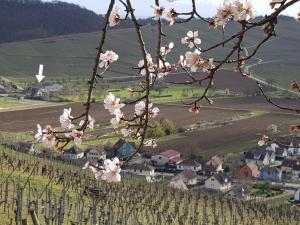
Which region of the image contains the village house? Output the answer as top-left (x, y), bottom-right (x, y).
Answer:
top-left (123, 163), bottom-right (155, 177)
top-left (63, 146), bottom-right (84, 160)
top-left (25, 84), bottom-right (63, 98)
top-left (151, 149), bottom-right (182, 166)
top-left (274, 147), bottom-right (288, 158)
top-left (205, 155), bottom-right (223, 172)
top-left (205, 173), bottom-right (232, 192)
top-left (202, 164), bottom-right (219, 176)
top-left (227, 184), bottom-right (252, 201)
top-left (171, 169), bottom-right (198, 186)
top-left (86, 146), bottom-right (106, 162)
top-left (169, 179), bottom-right (188, 191)
top-left (281, 159), bottom-right (300, 173)
top-left (278, 136), bottom-right (300, 156)
top-left (110, 139), bottom-right (135, 160)
top-left (274, 149), bottom-right (288, 165)
top-left (244, 148), bottom-right (275, 166)
top-left (259, 166), bottom-right (282, 181)
top-left (291, 164), bottom-right (300, 180)
top-left (265, 143), bottom-right (288, 159)
top-left (176, 159), bottom-right (202, 172)
top-left (239, 163), bottom-right (259, 180)
top-left (26, 86), bottom-right (49, 98)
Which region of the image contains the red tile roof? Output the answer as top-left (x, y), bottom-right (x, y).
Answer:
top-left (178, 159), bottom-right (201, 167)
top-left (159, 150), bottom-right (181, 159)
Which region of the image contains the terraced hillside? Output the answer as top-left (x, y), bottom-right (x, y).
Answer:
top-left (0, 146), bottom-right (299, 225)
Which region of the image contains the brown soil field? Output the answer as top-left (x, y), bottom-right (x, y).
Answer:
top-left (166, 70), bottom-right (259, 93)
top-left (156, 112), bottom-right (300, 157)
top-left (1, 96), bottom-right (299, 133)
top-left (1, 96), bottom-right (299, 158)
top-left (199, 96), bottom-right (300, 111)
top-left (0, 102), bottom-right (246, 132)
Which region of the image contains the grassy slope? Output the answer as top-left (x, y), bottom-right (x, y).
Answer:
top-left (0, 17), bottom-right (299, 87)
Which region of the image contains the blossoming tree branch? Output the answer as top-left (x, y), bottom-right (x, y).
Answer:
top-left (34, 0), bottom-right (300, 182)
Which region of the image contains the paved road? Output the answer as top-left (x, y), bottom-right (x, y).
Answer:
top-left (242, 44), bottom-right (298, 95)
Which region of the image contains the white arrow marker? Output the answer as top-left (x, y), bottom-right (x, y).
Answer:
top-left (35, 64), bottom-right (45, 83)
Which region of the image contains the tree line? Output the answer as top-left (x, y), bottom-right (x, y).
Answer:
top-left (0, 0), bottom-right (156, 43)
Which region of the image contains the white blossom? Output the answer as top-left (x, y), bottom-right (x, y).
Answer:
top-left (121, 128), bottom-right (132, 137)
top-left (110, 116), bottom-right (121, 129)
top-left (178, 55), bottom-right (186, 67)
top-left (42, 134), bottom-right (56, 146)
top-left (151, 5), bottom-right (164, 20)
top-left (79, 115), bottom-right (95, 129)
top-left (137, 53), bottom-right (157, 77)
top-left (258, 135), bottom-right (270, 146)
top-left (99, 50), bottom-right (119, 68)
top-left (110, 109), bottom-right (124, 129)
top-left (101, 158), bottom-right (121, 183)
top-left (35, 124), bottom-right (43, 141)
top-left (109, 7), bottom-right (122, 27)
top-left (185, 49), bottom-right (202, 70)
top-left (135, 101), bottom-right (160, 118)
top-left (59, 108), bottom-right (74, 129)
top-left (232, 0), bottom-right (254, 21)
top-left (37, 125), bottom-right (56, 146)
top-left (166, 8), bottom-right (178, 26)
top-left (104, 93), bottom-right (125, 115)
top-left (144, 139), bottom-right (158, 148)
top-left (149, 107), bottom-right (160, 118)
top-left (86, 165), bottom-right (104, 180)
top-left (135, 101), bottom-right (148, 116)
top-left (213, 1), bottom-right (234, 27)
top-left (270, 0), bottom-right (284, 9)
top-left (160, 42), bottom-right (174, 55)
top-left (158, 61), bottom-right (174, 78)
top-left (200, 58), bottom-right (215, 72)
top-left (69, 130), bottom-right (83, 146)
top-left (189, 106), bottom-right (201, 114)
top-left (181, 31), bottom-right (201, 49)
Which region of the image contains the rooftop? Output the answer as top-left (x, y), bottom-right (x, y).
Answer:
top-left (124, 163), bottom-right (153, 171)
top-left (159, 149), bottom-right (181, 159)
top-left (86, 146), bottom-right (105, 154)
top-left (64, 146), bottom-right (83, 154)
top-left (282, 159), bottom-right (300, 168)
top-left (178, 159), bottom-right (201, 167)
top-left (260, 166), bottom-right (281, 175)
top-left (174, 169), bottom-right (197, 181)
top-left (244, 148), bottom-right (272, 161)
top-left (212, 173), bottom-right (231, 185)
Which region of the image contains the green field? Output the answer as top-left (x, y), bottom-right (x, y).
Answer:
top-left (0, 17), bottom-right (299, 88)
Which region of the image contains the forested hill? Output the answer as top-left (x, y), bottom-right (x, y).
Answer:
top-left (0, 0), bottom-right (153, 43)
